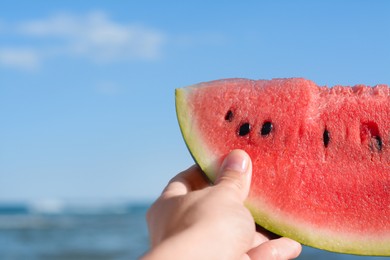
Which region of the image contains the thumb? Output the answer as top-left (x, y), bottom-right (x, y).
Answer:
top-left (214, 149), bottom-right (252, 201)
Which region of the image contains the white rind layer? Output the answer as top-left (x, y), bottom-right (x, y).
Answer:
top-left (175, 87), bottom-right (219, 181)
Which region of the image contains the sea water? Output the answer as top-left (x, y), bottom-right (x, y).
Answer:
top-left (0, 203), bottom-right (149, 260)
top-left (0, 202), bottom-right (387, 260)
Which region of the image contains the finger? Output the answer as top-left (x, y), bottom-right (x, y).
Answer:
top-left (239, 254), bottom-right (251, 260)
top-left (162, 165), bottom-right (210, 198)
top-left (247, 237), bottom-right (302, 260)
top-left (214, 149), bottom-right (252, 201)
top-left (251, 232), bottom-right (270, 248)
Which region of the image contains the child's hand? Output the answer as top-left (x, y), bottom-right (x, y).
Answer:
top-left (143, 150), bottom-right (302, 260)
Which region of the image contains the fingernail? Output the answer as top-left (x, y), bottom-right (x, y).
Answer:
top-left (221, 150), bottom-right (249, 173)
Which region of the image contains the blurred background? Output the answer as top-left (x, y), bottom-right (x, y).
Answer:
top-left (0, 1), bottom-right (389, 259)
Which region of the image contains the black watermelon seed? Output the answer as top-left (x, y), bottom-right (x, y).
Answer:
top-left (323, 129), bottom-right (330, 148)
top-left (373, 136), bottom-right (382, 151)
top-left (225, 110), bottom-right (233, 122)
top-left (238, 123), bottom-right (251, 136)
top-left (261, 121), bottom-right (273, 136)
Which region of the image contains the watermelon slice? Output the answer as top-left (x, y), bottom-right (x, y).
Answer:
top-left (175, 78), bottom-right (390, 256)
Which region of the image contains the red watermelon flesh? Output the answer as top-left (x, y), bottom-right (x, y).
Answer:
top-left (175, 78), bottom-right (390, 256)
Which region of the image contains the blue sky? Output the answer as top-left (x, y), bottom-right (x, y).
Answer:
top-left (0, 1), bottom-right (389, 203)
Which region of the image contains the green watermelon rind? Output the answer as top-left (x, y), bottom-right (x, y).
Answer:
top-left (246, 200), bottom-right (390, 256)
top-left (175, 83), bottom-right (390, 256)
top-left (175, 86), bottom-right (218, 181)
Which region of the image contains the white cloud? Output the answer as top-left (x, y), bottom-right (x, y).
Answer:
top-left (19, 11), bottom-right (165, 62)
top-left (0, 11), bottom-right (165, 70)
top-left (18, 13), bottom-right (80, 37)
top-left (0, 47), bottom-right (41, 70)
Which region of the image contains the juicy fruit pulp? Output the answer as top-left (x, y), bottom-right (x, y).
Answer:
top-left (175, 78), bottom-right (390, 256)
